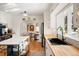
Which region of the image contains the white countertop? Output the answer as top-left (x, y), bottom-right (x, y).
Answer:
top-left (65, 34), bottom-right (79, 41)
top-left (0, 36), bottom-right (29, 45)
top-left (64, 33), bottom-right (79, 48)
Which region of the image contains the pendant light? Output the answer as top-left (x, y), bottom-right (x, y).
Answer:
top-left (23, 11), bottom-right (28, 16)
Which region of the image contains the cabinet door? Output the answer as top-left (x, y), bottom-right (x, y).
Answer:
top-left (0, 45), bottom-right (7, 56)
top-left (46, 41), bottom-right (54, 56)
top-left (46, 41), bottom-right (50, 56)
top-left (0, 49), bottom-right (7, 56)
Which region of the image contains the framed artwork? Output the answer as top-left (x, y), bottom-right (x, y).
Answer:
top-left (27, 24), bottom-right (34, 31)
top-left (30, 25), bottom-right (34, 31)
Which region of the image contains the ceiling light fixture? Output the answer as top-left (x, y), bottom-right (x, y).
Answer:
top-left (22, 11), bottom-right (28, 16)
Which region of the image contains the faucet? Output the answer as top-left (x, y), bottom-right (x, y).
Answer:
top-left (76, 28), bottom-right (79, 33)
top-left (57, 26), bottom-right (64, 41)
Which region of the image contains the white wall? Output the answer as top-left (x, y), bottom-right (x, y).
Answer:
top-left (44, 10), bottom-right (51, 34)
top-left (50, 11), bottom-right (57, 34)
top-left (56, 4), bottom-right (73, 34)
top-left (44, 6), bottom-right (55, 35)
top-left (46, 3), bottom-right (74, 35)
top-left (0, 11), bottom-right (21, 37)
top-left (0, 11), bottom-right (44, 43)
top-left (20, 15), bottom-right (44, 34)
top-left (10, 14), bottom-right (44, 42)
top-left (10, 14), bottom-right (22, 36)
top-left (26, 15), bottom-right (44, 42)
top-left (0, 11), bottom-right (13, 29)
top-left (50, 3), bottom-right (69, 34)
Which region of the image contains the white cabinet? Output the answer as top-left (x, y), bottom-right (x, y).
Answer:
top-left (19, 41), bottom-right (29, 55)
top-left (19, 37), bottom-right (30, 55)
top-left (46, 41), bottom-right (54, 56)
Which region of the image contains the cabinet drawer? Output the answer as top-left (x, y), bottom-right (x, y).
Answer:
top-left (0, 49), bottom-right (7, 56)
top-left (46, 41), bottom-right (54, 56)
top-left (0, 45), bottom-right (7, 56)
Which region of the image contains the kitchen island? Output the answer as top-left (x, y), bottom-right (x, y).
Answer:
top-left (45, 34), bottom-right (79, 56)
top-left (0, 36), bottom-right (30, 56)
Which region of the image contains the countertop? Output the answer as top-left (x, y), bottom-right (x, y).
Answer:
top-left (58, 32), bottom-right (79, 42)
top-left (64, 34), bottom-right (79, 48)
top-left (65, 34), bottom-right (79, 41)
top-left (0, 36), bottom-right (29, 45)
top-left (45, 34), bottom-right (79, 56)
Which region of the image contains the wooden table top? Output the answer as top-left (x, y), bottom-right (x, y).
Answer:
top-left (45, 34), bottom-right (79, 56)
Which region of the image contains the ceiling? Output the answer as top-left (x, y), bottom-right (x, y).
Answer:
top-left (0, 3), bottom-right (52, 16)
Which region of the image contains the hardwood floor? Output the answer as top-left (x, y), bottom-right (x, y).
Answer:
top-left (27, 38), bottom-right (45, 56)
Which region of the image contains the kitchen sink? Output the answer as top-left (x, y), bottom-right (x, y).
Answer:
top-left (48, 38), bottom-right (68, 45)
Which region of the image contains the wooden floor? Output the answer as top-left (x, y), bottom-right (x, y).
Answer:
top-left (27, 38), bottom-right (45, 56)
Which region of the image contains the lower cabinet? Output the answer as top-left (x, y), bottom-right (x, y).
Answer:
top-left (46, 41), bottom-right (54, 56)
top-left (0, 45), bottom-right (7, 56)
top-left (0, 50), bottom-right (7, 56)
